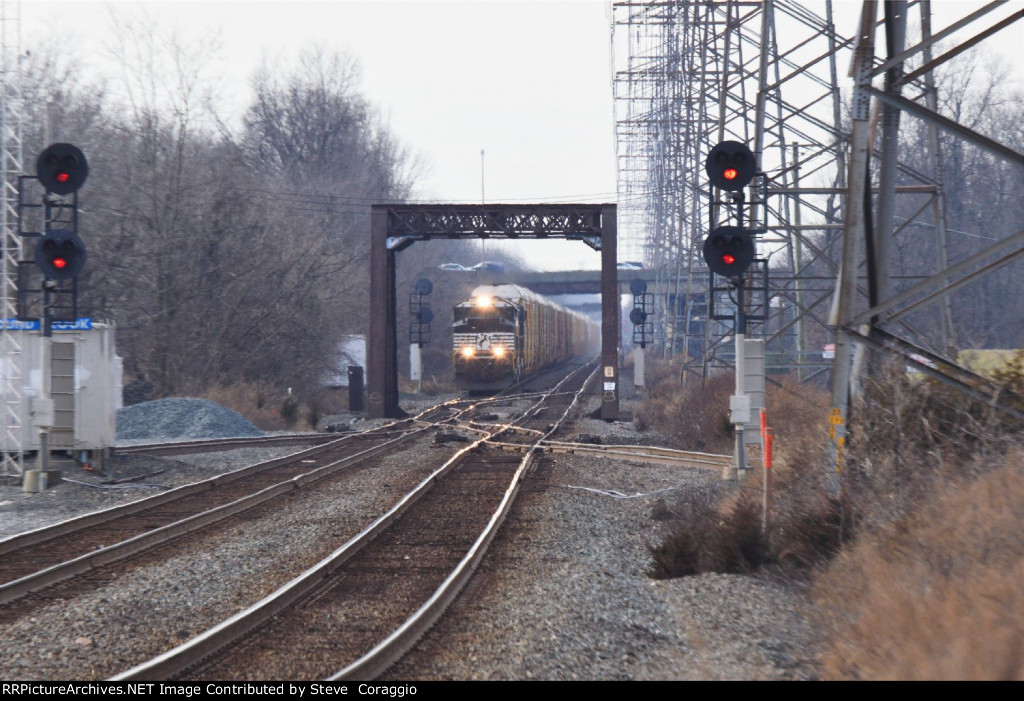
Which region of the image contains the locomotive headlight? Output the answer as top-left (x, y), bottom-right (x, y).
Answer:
top-left (461, 346), bottom-right (476, 358)
top-left (475, 295), bottom-right (492, 308)
top-left (493, 346), bottom-right (505, 358)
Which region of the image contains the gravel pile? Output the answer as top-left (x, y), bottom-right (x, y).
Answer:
top-left (116, 398), bottom-right (263, 441)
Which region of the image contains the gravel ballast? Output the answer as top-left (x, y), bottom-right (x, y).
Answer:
top-left (387, 392), bottom-right (817, 681)
top-left (0, 382), bottom-right (821, 680)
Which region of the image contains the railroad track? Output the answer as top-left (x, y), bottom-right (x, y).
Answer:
top-left (537, 440), bottom-right (729, 469)
top-left (113, 432), bottom-right (342, 456)
top-left (111, 359), bottom-right (566, 459)
top-left (0, 400), bottom-right (477, 608)
top-left (0, 356), bottom-right (591, 607)
top-left (112, 360), bottom-right (597, 681)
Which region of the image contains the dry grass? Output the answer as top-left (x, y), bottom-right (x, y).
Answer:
top-left (841, 365), bottom-right (1020, 532)
top-left (201, 382), bottom-right (347, 432)
top-left (634, 366), bottom-right (735, 454)
top-left (398, 374), bottom-right (459, 397)
top-left (642, 357), bottom-right (1024, 679)
top-left (643, 368), bottom-right (844, 576)
top-left (814, 453), bottom-right (1024, 680)
top-left (648, 482), bottom-right (769, 577)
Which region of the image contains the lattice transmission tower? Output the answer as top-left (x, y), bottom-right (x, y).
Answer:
top-left (614, 0), bottom-right (1024, 482)
top-left (612, 0), bottom-right (855, 380)
top-left (0, 0), bottom-right (23, 477)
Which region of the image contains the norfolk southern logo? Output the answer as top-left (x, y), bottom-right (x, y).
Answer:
top-left (2, 318), bottom-right (92, 331)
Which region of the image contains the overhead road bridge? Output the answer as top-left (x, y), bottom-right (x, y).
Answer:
top-left (443, 268), bottom-right (659, 296)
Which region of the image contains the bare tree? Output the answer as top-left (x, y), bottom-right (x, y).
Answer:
top-left (19, 20), bottom-right (424, 400)
top-left (888, 48), bottom-right (1024, 350)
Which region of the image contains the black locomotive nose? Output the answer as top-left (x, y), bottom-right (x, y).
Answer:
top-left (453, 285), bottom-right (597, 393)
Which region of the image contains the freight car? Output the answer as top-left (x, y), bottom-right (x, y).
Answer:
top-left (452, 284), bottom-right (599, 391)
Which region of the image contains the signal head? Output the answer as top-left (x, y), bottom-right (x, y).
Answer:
top-left (702, 225), bottom-right (755, 278)
top-left (35, 229), bottom-right (87, 281)
top-left (37, 143), bottom-right (89, 196)
top-left (706, 141), bottom-right (756, 191)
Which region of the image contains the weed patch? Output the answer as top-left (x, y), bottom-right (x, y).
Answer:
top-left (642, 355), bottom-right (1024, 678)
top-left (814, 456), bottom-right (1024, 680)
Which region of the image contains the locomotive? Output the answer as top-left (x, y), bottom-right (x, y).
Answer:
top-left (452, 284), bottom-right (599, 391)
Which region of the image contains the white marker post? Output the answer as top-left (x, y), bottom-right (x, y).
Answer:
top-left (409, 343), bottom-right (422, 394)
top-left (633, 345), bottom-right (645, 388)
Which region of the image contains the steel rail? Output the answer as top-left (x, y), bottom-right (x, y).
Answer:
top-left (1, 427), bottom-right (405, 560)
top-left (1, 438), bottom-right (347, 558)
top-left (117, 397), bottom-right (485, 456)
top-left (0, 400), bottom-right (466, 557)
top-left (0, 400), bottom-right (471, 602)
top-left (330, 364), bottom-right (597, 681)
top-left (538, 441), bottom-right (730, 469)
top-left (484, 439), bottom-right (730, 468)
top-left (113, 433), bottom-right (341, 456)
top-left (0, 428), bottom-right (425, 605)
top-left (111, 361), bottom-right (596, 682)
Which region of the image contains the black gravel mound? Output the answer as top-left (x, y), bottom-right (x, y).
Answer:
top-left (117, 398), bottom-right (264, 441)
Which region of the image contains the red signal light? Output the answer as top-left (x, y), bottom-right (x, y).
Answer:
top-left (36, 143), bottom-right (89, 195)
top-left (706, 142), bottom-right (756, 191)
top-left (34, 228), bottom-right (86, 280)
top-left (704, 225), bottom-right (754, 277)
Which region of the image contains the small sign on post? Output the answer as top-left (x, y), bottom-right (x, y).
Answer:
top-left (729, 394), bottom-right (751, 425)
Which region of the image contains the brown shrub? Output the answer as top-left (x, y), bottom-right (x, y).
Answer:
top-left (202, 382), bottom-right (285, 431)
top-left (644, 354), bottom-right (1024, 678)
top-left (814, 453), bottom-right (1024, 680)
top-left (645, 367), bottom-right (849, 577)
top-left (841, 362), bottom-right (1024, 532)
top-left (202, 382), bottom-right (345, 432)
top-left (635, 367), bottom-right (735, 453)
top-left (648, 479), bottom-right (769, 578)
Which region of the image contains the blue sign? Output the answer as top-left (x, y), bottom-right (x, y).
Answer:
top-left (2, 318), bottom-right (92, 331)
top-left (53, 318), bottom-right (93, 330)
top-left (1, 319), bottom-right (39, 330)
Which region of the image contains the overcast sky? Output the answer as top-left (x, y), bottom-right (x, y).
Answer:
top-left (17, 0), bottom-right (1024, 270)
top-left (21, 0), bottom-right (618, 204)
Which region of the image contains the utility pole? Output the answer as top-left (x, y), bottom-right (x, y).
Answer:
top-left (828, 1), bottom-right (877, 494)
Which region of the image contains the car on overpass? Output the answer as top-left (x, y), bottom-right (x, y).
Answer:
top-left (468, 261), bottom-right (506, 273)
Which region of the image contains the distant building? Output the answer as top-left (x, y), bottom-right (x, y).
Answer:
top-left (324, 335), bottom-right (366, 388)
